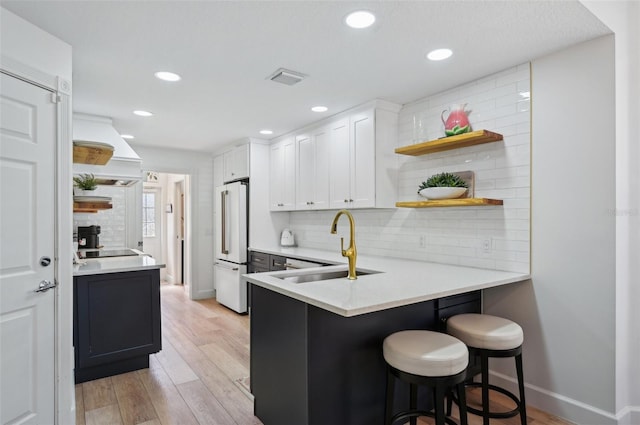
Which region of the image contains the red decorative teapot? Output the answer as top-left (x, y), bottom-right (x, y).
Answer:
top-left (441, 104), bottom-right (471, 136)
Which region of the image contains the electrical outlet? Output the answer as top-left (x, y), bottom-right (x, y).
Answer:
top-left (419, 235), bottom-right (426, 248)
top-left (482, 238), bottom-right (491, 252)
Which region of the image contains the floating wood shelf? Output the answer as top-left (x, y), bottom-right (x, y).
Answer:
top-left (395, 130), bottom-right (503, 156)
top-left (73, 144), bottom-right (114, 165)
top-left (396, 198), bottom-right (503, 208)
top-left (73, 202), bottom-right (113, 213)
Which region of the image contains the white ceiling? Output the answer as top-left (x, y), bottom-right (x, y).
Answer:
top-left (3, 1), bottom-right (610, 153)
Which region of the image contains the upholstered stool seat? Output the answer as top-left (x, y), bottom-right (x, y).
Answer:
top-left (446, 314), bottom-right (527, 425)
top-left (383, 330), bottom-right (469, 425)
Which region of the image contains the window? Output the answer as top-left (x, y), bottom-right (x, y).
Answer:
top-left (142, 191), bottom-right (156, 237)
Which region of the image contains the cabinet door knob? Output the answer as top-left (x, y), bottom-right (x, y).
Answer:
top-left (349, 199), bottom-right (353, 203)
top-left (344, 199), bottom-right (348, 203)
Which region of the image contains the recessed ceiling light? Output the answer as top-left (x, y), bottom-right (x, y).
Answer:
top-left (260, 130), bottom-right (273, 135)
top-left (133, 110), bottom-right (153, 117)
top-left (120, 134), bottom-right (135, 139)
top-left (154, 71), bottom-right (181, 82)
top-left (311, 106), bottom-right (328, 113)
top-left (427, 48), bottom-right (453, 61)
top-left (345, 11), bottom-right (376, 29)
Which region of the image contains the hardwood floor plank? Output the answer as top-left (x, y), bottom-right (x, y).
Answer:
top-left (75, 384), bottom-right (86, 425)
top-left (199, 336), bottom-right (250, 382)
top-left (85, 404), bottom-right (123, 425)
top-left (162, 318), bottom-right (261, 425)
top-left (82, 377), bottom-right (117, 411)
top-left (153, 339), bottom-right (199, 385)
top-left (111, 372), bottom-right (159, 425)
top-left (176, 380), bottom-right (236, 425)
top-left (136, 356), bottom-right (200, 425)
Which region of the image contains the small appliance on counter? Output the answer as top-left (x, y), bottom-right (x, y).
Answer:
top-left (280, 228), bottom-right (296, 247)
top-left (77, 225), bottom-right (101, 249)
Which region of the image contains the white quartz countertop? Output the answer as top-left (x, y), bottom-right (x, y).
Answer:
top-left (73, 254), bottom-right (165, 276)
top-left (246, 246), bottom-right (529, 317)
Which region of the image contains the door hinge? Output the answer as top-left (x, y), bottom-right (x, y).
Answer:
top-left (50, 93), bottom-right (61, 103)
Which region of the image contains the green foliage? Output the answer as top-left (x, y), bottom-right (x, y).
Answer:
top-left (418, 172), bottom-right (468, 192)
top-left (73, 173), bottom-right (98, 190)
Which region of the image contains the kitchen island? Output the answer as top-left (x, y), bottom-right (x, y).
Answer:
top-left (73, 254), bottom-right (165, 383)
top-left (245, 248), bottom-right (529, 425)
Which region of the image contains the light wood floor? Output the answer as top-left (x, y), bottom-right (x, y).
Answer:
top-left (76, 283), bottom-right (574, 425)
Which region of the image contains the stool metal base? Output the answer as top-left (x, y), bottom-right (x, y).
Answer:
top-left (450, 345), bottom-right (527, 425)
top-left (385, 366), bottom-right (469, 425)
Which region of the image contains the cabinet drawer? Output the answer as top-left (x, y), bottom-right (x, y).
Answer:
top-left (248, 264), bottom-right (269, 274)
top-left (249, 251), bottom-right (269, 266)
top-left (270, 255), bottom-right (287, 271)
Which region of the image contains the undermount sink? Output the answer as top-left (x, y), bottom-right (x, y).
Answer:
top-left (279, 268), bottom-right (380, 284)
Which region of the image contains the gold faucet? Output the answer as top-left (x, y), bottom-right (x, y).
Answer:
top-left (330, 209), bottom-right (357, 280)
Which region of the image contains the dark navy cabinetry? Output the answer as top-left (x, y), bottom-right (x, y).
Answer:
top-left (73, 269), bottom-right (162, 383)
top-left (250, 284), bottom-right (480, 425)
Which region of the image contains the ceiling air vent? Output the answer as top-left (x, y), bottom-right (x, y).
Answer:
top-left (268, 68), bottom-right (306, 86)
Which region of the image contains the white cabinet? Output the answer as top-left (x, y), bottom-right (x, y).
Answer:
top-left (270, 137), bottom-right (296, 211)
top-left (328, 118), bottom-right (351, 208)
top-left (329, 112), bottom-right (374, 209)
top-left (269, 100), bottom-right (400, 211)
top-left (223, 144), bottom-right (249, 182)
top-left (296, 126), bottom-right (329, 210)
top-left (328, 107), bottom-right (397, 209)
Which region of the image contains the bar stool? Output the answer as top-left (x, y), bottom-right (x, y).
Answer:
top-left (446, 314), bottom-right (527, 425)
top-left (383, 330), bottom-right (469, 425)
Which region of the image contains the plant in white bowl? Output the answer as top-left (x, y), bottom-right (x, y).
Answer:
top-left (73, 173), bottom-right (98, 196)
top-left (418, 172), bottom-right (468, 200)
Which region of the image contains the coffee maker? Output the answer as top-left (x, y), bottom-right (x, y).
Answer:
top-left (77, 225), bottom-right (101, 249)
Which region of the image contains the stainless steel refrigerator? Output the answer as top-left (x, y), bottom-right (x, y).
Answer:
top-left (214, 181), bottom-right (248, 313)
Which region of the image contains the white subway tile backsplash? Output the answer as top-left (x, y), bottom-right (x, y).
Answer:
top-left (290, 64), bottom-right (530, 273)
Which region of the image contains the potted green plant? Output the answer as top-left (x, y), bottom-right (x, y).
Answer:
top-left (73, 173), bottom-right (98, 196)
top-left (418, 172), bottom-right (468, 200)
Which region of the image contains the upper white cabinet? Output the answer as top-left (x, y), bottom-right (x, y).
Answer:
top-left (270, 99), bottom-right (400, 211)
top-left (270, 137), bottom-right (296, 211)
top-left (329, 103), bottom-right (399, 209)
top-left (296, 126), bottom-right (329, 210)
top-left (223, 144), bottom-right (249, 182)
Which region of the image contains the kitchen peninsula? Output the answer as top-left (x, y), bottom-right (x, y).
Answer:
top-left (73, 254), bottom-right (165, 383)
top-left (245, 248), bottom-right (529, 425)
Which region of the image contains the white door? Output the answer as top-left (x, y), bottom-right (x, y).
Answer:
top-left (312, 126), bottom-right (330, 209)
top-left (329, 118), bottom-right (351, 209)
top-left (295, 133), bottom-right (314, 210)
top-left (350, 109), bottom-right (375, 208)
top-left (0, 73), bottom-right (56, 424)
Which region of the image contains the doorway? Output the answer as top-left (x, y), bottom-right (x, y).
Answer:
top-left (142, 172), bottom-right (189, 287)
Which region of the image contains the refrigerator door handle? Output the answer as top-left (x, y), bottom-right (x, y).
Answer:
top-left (221, 189), bottom-right (229, 254)
top-left (214, 261), bottom-right (239, 271)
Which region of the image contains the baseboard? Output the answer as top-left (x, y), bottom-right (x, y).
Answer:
top-left (489, 370), bottom-right (620, 425)
top-left (617, 406), bottom-right (640, 425)
top-left (192, 288), bottom-right (215, 300)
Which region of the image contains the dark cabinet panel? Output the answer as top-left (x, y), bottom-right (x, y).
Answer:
top-left (251, 283), bottom-right (480, 425)
top-left (74, 269), bottom-right (161, 383)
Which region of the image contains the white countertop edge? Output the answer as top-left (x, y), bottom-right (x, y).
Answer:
top-left (245, 258), bottom-right (530, 317)
top-left (73, 255), bottom-right (166, 276)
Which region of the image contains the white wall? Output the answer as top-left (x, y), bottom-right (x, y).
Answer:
top-left (0, 7), bottom-right (75, 425)
top-left (580, 2), bottom-right (640, 423)
top-left (485, 35), bottom-right (617, 424)
top-left (135, 146), bottom-right (215, 299)
top-left (290, 65), bottom-right (531, 273)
